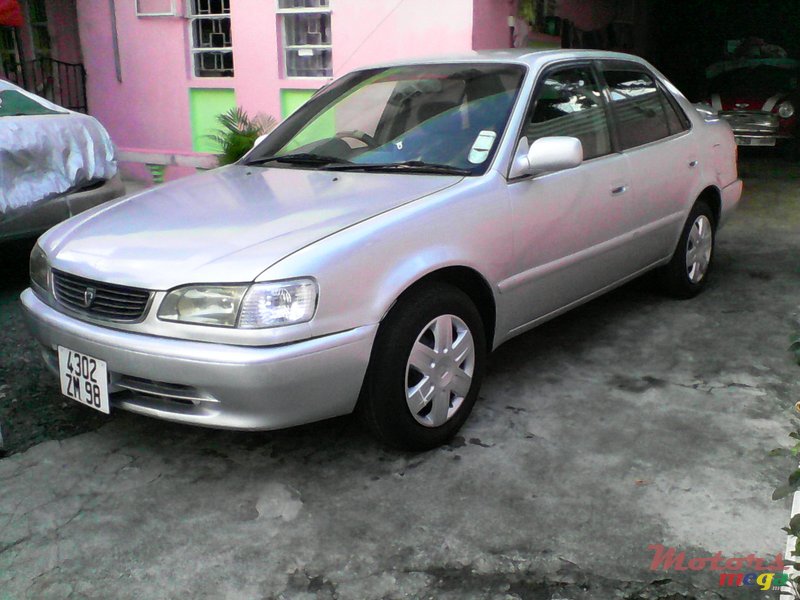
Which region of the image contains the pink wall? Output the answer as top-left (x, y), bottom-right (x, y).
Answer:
top-left (330, 0), bottom-right (473, 73)
top-left (76, 1), bottom-right (195, 153)
top-left (75, 0), bottom-right (508, 182)
top-left (472, 0), bottom-right (515, 50)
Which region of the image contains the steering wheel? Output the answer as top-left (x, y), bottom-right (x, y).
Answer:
top-left (335, 129), bottom-right (378, 149)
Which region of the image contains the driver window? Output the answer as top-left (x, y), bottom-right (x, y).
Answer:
top-left (523, 66), bottom-right (611, 160)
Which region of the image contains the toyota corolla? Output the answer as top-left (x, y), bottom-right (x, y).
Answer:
top-left (21, 50), bottom-right (742, 449)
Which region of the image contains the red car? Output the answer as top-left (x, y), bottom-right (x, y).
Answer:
top-left (705, 58), bottom-right (799, 155)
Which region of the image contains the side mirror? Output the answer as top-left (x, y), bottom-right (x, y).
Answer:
top-left (241, 133), bottom-right (270, 162)
top-left (509, 136), bottom-right (583, 178)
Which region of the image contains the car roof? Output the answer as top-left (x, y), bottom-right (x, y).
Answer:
top-left (357, 49), bottom-right (651, 71)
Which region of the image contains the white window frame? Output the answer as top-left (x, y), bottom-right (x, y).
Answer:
top-left (135, 0), bottom-right (179, 17)
top-left (278, 0), bottom-right (332, 79)
top-left (187, 0), bottom-right (233, 78)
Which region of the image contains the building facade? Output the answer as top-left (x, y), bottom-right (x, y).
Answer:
top-left (74, 0), bottom-right (516, 182)
top-left (2, 0), bottom-right (649, 183)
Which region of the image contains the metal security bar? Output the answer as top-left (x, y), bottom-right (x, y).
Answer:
top-left (189, 0), bottom-right (233, 76)
top-left (0, 57), bottom-right (87, 113)
top-left (279, 0), bottom-right (332, 78)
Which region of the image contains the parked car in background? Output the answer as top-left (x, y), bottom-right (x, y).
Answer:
top-left (0, 79), bottom-right (123, 242)
top-left (21, 50), bottom-right (741, 450)
top-left (705, 58), bottom-right (799, 154)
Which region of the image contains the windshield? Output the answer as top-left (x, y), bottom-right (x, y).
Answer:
top-left (246, 63), bottom-right (526, 175)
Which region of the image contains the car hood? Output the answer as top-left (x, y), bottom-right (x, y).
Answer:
top-left (41, 165), bottom-right (461, 290)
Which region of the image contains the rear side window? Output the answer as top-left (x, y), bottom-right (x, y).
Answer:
top-left (603, 69), bottom-right (677, 149)
top-left (523, 66), bottom-right (612, 160)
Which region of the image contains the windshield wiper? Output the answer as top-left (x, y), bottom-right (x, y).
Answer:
top-left (244, 153), bottom-right (353, 167)
top-left (321, 160), bottom-right (471, 176)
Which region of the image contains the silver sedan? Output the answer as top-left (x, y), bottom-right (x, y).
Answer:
top-left (21, 50), bottom-right (742, 449)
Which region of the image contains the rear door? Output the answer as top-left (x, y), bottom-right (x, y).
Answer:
top-left (598, 61), bottom-right (700, 266)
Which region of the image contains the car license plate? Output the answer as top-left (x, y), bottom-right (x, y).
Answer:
top-left (735, 136), bottom-right (774, 147)
top-left (57, 346), bottom-right (110, 414)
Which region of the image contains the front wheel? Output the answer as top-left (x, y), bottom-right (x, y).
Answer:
top-left (358, 283), bottom-right (487, 450)
top-left (656, 200), bottom-right (715, 299)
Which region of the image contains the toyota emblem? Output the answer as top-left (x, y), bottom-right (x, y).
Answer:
top-left (83, 287), bottom-right (96, 308)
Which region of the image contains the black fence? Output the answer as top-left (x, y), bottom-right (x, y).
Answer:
top-left (1, 57), bottom-right (87, 113)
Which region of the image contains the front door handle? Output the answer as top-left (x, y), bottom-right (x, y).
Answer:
top-left (611, 185), bottom-right (628, 195)
top-left (689, 160), bottom-right (699, 168)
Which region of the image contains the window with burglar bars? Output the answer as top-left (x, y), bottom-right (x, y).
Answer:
top-left (278, 0), bottom-right (332, 78)
top-left (189, 0), bottom-right (233, 77)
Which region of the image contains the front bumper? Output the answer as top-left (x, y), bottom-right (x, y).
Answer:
top-left (719, 111), bottom-right (790, 146)
top-left (21, 288), bottom-right (377, 430)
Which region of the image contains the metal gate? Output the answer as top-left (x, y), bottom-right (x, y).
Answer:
top-left (1, 57), bottom-right (87, 113)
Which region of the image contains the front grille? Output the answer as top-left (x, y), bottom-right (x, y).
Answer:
top-left (52, 270), bottom-right (151, 322)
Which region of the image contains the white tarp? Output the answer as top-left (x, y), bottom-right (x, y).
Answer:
top-left (0, 80), bottom-right (117, 215)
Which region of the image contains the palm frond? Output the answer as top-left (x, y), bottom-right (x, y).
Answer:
top-left (205, 107), bottom-right (278, 165)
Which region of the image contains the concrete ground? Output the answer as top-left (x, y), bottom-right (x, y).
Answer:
top-left (1, 157), bottom-right (799, 599)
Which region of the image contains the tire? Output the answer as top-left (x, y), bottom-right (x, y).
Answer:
top-left (358, 283), bottom-right (487, 450)
top-left (656, 200), bottom-right (715, 299)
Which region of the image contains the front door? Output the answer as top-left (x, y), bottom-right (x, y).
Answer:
top-left (502, 63), bottom-right (638, 332)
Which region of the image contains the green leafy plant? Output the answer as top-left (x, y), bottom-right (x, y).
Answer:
top-left (769, 333), bottom-right (800, 597)
top-left (518, 0), bottom-right (536, 24)
top-left (206, 107), bottom-right (277, 166)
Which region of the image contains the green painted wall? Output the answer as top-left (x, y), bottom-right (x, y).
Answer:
top-left (189, 88), bottom-right (237, 153)
top-left (280, 88), bottom-right (336, 152)
top-left (280, 89), bottom-right (316, 119)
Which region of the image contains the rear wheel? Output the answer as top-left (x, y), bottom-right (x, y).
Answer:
top-left (358, 283), bottom-right (486, 450)
top-left (656, 200), bottom-right (715, 299)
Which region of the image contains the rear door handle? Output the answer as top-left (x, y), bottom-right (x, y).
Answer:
top-left (611, 185), bottom-right (628, 195)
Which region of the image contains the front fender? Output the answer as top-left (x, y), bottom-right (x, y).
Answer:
top-left (258, 173), bottom-right (514, 344)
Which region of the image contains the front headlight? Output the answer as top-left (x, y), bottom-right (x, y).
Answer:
top-left (158, 285), bottom-right (247, 327)
top-left (30, 244), bottom-right (50, 293)
top-left (238, 279), bottom-right (317, 329)
top-left (778, 101), bottom-right (795, 119)
top-left (157, 278), bottom-right (318, 328)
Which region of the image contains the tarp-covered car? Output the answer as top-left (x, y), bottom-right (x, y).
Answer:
top-left (0, 79), bottom-right (124, 241)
